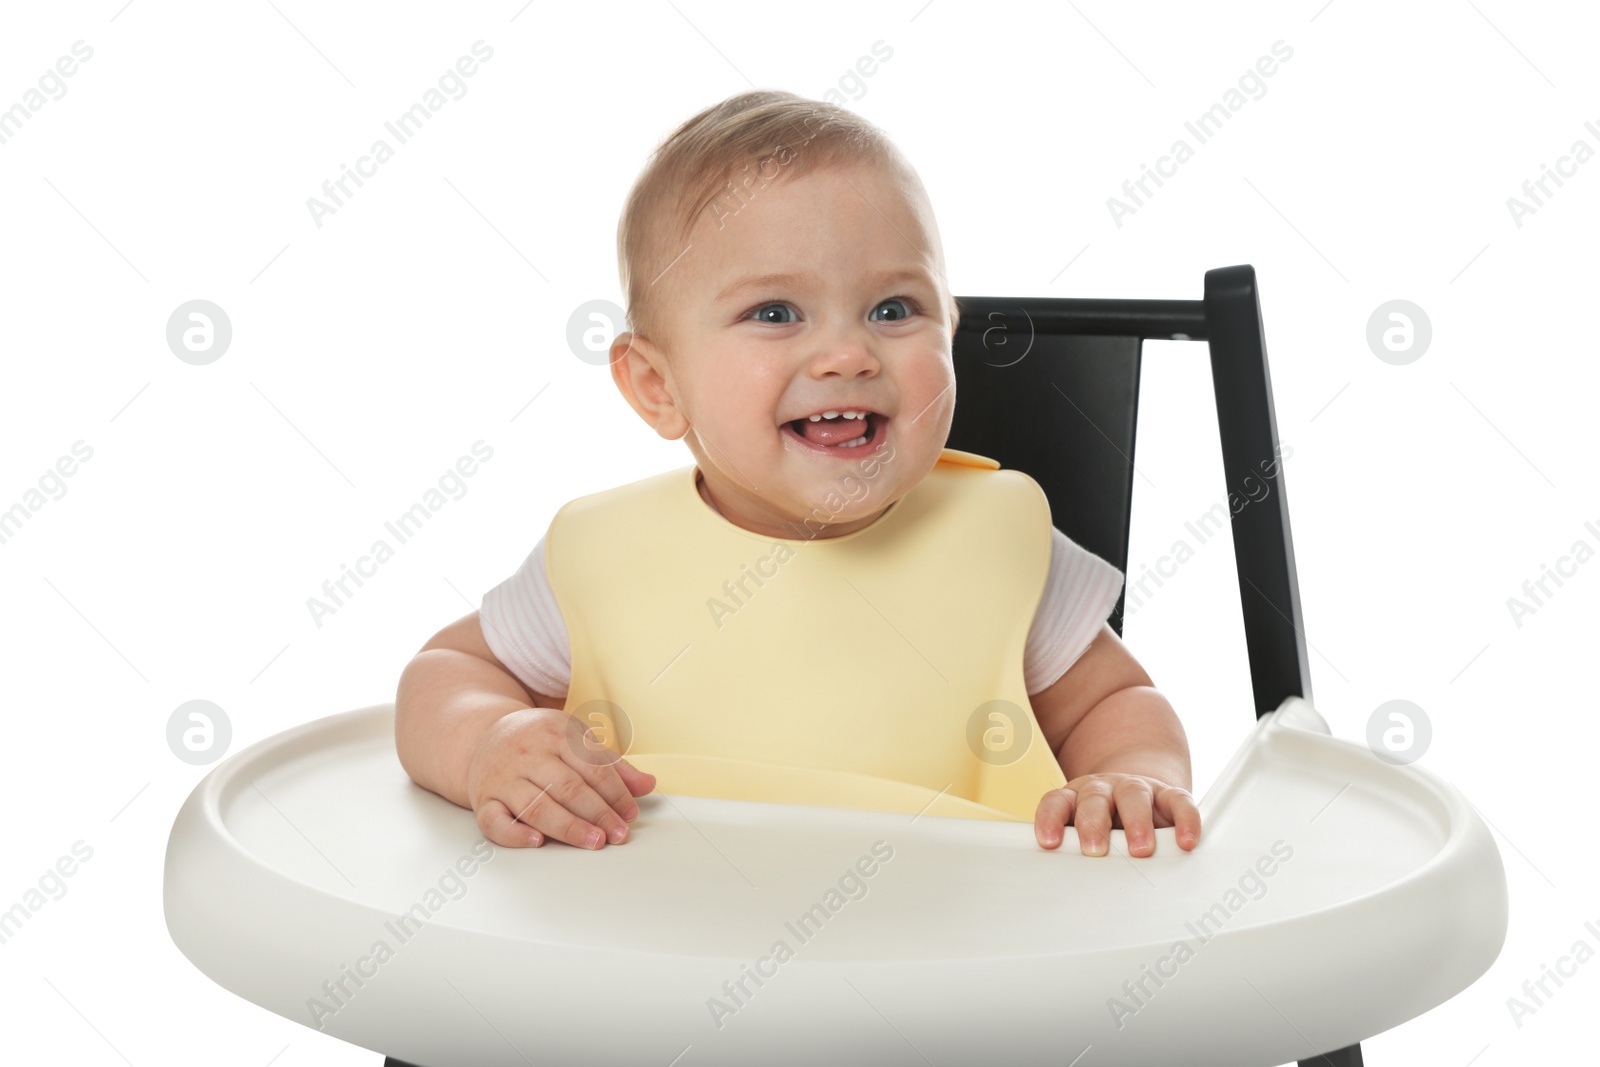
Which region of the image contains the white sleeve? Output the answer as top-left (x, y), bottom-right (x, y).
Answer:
top-left (1023, 526), bottom-right (1126, 695)
top-left (479, 532), bottom-right (572, 700)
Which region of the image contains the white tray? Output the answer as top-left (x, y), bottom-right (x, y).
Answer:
top-left (164, 696), bottom-right (1507, 1066)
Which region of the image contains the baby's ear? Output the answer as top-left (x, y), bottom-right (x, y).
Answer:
top-left (608, 329), bottom-right (638, 366)
top-left (610, 332), bottom-right (689, 440)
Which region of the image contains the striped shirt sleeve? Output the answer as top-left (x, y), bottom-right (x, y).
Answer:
top-left (479, 531), bottom-right (572, 700)
top-left (1023, 526), bottom-right (1126, 695)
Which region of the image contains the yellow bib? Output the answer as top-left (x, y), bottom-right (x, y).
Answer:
top-left (546, 447), bottom-right (1067, 822)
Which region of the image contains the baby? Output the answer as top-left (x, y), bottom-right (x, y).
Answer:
top-left (395, 90), bottom-right (1201, 858)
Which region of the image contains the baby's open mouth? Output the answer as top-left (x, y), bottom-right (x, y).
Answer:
top-left (783, 409), bottom-right (886, 454)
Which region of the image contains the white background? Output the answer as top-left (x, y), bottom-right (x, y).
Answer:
top-left (1, 0), bottom-right (1596, 1063)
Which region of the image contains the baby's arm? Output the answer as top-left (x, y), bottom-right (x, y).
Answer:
top-left (1029, 623), bottom-right (1200, 856)
top-left (394, 611), bottom-right (654, 849)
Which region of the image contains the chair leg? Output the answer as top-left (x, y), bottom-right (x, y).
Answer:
top-left (1300, 1042), bottom-right (1363, 1066)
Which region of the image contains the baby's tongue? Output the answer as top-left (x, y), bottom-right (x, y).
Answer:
top-left (795, 417), bottom-right (861, 446)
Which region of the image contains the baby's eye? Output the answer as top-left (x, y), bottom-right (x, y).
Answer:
top-left (870, 297), bottom-right (920, 323)
top-left (749, 302), bottom-right (799, 325)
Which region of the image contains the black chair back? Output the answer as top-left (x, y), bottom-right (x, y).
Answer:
top-left (948, 264), bottom-right (1312, 718)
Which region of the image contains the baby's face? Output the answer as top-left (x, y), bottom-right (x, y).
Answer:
top-left (617, 158), bottom-right (958, 540)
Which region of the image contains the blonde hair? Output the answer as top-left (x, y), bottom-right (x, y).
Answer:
top-left (616, 90), bottom-right (911, 351)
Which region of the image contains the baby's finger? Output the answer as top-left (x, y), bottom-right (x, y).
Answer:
top-left (1156, 787), bottom-right (1202, 850)
top-left (505, 772), bottom-right (612, 850)
top-left (561, 749), bottom-right (641, 840)
top-left (561, 720), bottom-right (647, 829)
top-left (1113, 777), bottom-right (1157, 857)
top-left (476, 797), bottom-right (544, 849)
top-left (1073, 779), bottom-right (1116, 856)
top-left (1034, 788), bottom-right (1076, 849)
top-left (615, 757), bottom-right (658, 798)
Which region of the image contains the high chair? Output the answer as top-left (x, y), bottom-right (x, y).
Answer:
top-left (164, 264), bottom-right (1508, 1066)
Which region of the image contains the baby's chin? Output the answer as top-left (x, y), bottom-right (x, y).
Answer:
top-left (774, 502), bottom-right (894, 540)
top-left (764, 473), bottom-right (902, 527)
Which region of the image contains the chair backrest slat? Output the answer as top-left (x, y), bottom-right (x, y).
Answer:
top-left (948, 265), bottom-right (1311, 718)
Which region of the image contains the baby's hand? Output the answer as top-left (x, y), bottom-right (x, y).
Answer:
top-left (1034, 774), bottom-right (1201, 857)
top-left (466, 707), bottom-right (656, 850)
